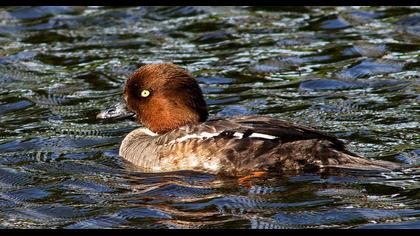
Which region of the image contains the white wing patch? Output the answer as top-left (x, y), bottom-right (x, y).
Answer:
top-left (167, 130), bottom-right (278, 145)
top-left (169, 132), bottom-right (220, 145)
top-left (139, 128), bottom-right (158, 136)
top-left (231, 132), bottom-right (277, 139)
top-left (248, 133), bottom-right (277, 139)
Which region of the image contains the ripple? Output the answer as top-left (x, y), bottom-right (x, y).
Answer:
top-left (337, 59), bottom-right (405, 79)
top-left (8, 6), bottom-right (81, 20)
top-left (0, 136), bottom-right (121, 154)
top-left (299, 79), bottom-right (366, 91)
top-left (15, 204), bottom-right (94, 221)
top-left (0, 99), bottom-right (33, 114)
top-left (0, 167), bottom-right (36, 188)
top-left (395, 13), bottom-right (420, 27)
top-left (57, 178), bottom-right (115, 193)
top-left (249, 57), bottom-right (302, 74)
top-left (357, 219), bottom-right (420, 229)
top-left (178, 20), bottom-right (234, 33)
top-left (65, 215), bottom-right (127, 229)
top-left (115, 207), bottom-right (172, 220)
top-left (24, 160), bottom-right (119, 176)
top-left (340, 10), bottom-right (385, 25)
top-left (273, 208), bottom-right (420, 226)
top-left (213, 195), bottom-right (333, 213)
top-left (351, 43), bottom-right (387, 58)
top-left (138, 183), bottom-right (214, 199)
top-left (303, 14), bottom-right (351, 30)
top-left (2, 187), bottom-right (51, 202)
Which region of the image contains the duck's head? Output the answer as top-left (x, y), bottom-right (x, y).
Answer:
top-left (98, 63), bottom-right (208, 134)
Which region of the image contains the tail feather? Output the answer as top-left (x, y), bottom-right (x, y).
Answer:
top-left (324, 150), bottom-right (401, 172)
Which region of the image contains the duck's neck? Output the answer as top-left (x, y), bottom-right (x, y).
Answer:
top-left (139, 98), bottom-right (202, 134)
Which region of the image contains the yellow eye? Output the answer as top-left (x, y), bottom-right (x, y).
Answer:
top-left (140, 89), bottom-right (150, 97)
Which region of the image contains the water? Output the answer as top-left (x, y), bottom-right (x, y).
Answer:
top-left (0, 6), bottom-right (419, 229)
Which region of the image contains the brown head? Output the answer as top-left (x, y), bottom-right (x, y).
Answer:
top-left (124, 63), bottom-right (208, 134)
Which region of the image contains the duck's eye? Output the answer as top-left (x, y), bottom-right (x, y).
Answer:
top-left (140, 89), bottom-right (150, 98)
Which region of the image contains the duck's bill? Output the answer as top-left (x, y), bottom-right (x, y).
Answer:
top-left (96, 100), bottom-right (136, 120)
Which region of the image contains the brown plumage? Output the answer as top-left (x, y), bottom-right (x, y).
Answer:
top-left (124, 63), bottom-right (207, 134)
top-left (114, 63), bottom-right (401, 176)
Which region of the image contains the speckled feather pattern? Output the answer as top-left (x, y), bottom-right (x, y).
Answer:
top-left (119, 116), bottom-right (400, 176)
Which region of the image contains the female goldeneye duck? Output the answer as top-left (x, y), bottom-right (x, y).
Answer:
top-left (98, 63), bottom-right (400, 176)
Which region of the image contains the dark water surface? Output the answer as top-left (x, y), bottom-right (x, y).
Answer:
top-left (0, 6), bottom-right (419, 228)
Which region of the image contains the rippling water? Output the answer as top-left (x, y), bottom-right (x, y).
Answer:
top-left (0, 6), bottom-right (419, 229)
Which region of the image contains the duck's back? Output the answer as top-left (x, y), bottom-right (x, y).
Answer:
top-left (119, 115), bottom-right (400, 176)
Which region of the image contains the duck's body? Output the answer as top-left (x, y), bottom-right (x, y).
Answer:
top-left (98, 63), bottom-right (400, 176)
top-left (119, 116), bottom-right (399, 176)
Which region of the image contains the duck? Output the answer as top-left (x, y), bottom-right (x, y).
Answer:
top-left (97, 63), bottom-right (400, 177)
